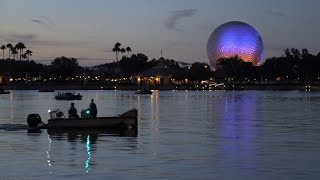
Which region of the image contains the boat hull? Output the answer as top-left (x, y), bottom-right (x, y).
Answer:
top-left (55, 93), bottom-right (83, 100)
top-left (43, 116), bottom-right (137, 129)
top-left (36, 108), bottom-right (138, 130)
top-left (46, 127), bottom-right (138, 137)
top-left (55, 96), bottom-right (82, 100)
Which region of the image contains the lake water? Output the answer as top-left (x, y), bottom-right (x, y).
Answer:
top-left (0, 90), bottom-right (320, 179)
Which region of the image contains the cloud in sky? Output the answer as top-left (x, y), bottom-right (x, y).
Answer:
top-left (0, 32), bottom-right (91, 48)
top-left (31, 16), bottom-right (54, 29)
top-left (0, 32), bottom-right (36, 43)
top-left (265, 10), bottom-right (287, 17)
top-left (165, 9), bottom-right (197, 31)
top-left (265, 9), bottom-right (317, 26)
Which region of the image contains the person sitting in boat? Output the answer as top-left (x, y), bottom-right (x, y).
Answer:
top-left (89, 99), bottom-right (97, 118)
top-left (68, 102), bottom-right (79, 119)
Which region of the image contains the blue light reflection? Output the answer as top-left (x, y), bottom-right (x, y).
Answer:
top-left (222, 93), bottom-right (257, 173)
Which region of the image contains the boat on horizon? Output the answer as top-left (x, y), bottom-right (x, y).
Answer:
top-left (135, 89), bottom-right (153, 94)
top-left (55, 92), bottom-right (82, 100)
top-left (0, 89), bottom-right (10, 94)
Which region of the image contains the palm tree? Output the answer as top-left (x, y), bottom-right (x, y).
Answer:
top-left (112, 42), bottom-right (121, 61)
top-left (11, 48), bottom-right (18, 60)
top-left (21, 43), bottom-right (26, 60)
top-left (21, 53), bottom-right (27, 60)
top-left (120, 48), bottom-right (126, 58)
top-left (21, 43), bottom-right (27, 57)
top-left (25, 50), bottom-right (33, 60)
top-left (0, 45), bottom-right (6, 60)
top-left (15, 43), bottom-right (21, 60)
top-left (126, 47), bottom-right (132, 56)
top-left (6, 43), bottom-right (12, 59)
top-left (15, 42), bottom-right (26, 60)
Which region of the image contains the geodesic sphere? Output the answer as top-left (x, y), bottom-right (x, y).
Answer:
top-left (207, 21), bottom-right (264, 67)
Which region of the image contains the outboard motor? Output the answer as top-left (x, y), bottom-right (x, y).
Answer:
top-left (49, 109), bottom-right (64, 119)
top-left (27, 114), bottom-right (43, 128)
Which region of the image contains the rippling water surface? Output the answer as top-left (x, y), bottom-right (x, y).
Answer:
top-left (0, 90), bottom-right (320, 179)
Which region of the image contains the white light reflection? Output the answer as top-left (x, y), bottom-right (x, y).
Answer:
top-left (85, 135), bottom-right (91, 173)
top-left (46, 135), bottom-right (52, 173)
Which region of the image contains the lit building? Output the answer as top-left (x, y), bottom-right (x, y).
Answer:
top-left (207, 21), bottom-right (264, 67)
top-left (132, 63), bottom-right (177, 86)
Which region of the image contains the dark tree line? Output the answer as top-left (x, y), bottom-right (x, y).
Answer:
top-left (214, 56), bottom-right (257, 81)
top-left (0, 42), bottom-right (214, 83)
top-left (45, 56), bottom-right (84, 78)
top-left (96, 53), bottom-right (212, 82)
top-left (5, 47), bottom-right (319, 84)
top-left (0, 57), bottom-right (83, 79)
top-left (0, 59), bottom-right (43, 77)
top-left (261, 48), bottom-right (320, 81)
top-left (215, 48), bottom-right (320, 82)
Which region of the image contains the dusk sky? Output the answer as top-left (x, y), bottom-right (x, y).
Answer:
top-left (1, 0), bottom-right (319, 66)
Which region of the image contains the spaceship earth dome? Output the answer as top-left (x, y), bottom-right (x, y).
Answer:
top-left (207, 21), bottom-right (264, 67)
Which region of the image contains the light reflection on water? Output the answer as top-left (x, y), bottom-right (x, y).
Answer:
top-left (85, 135), bottom-right (91, 173)
top-left (0, 90), bottom-right (320, 179)
top-left (47, 135), bottom-right (52, 174)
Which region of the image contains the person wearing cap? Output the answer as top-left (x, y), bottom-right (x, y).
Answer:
top-left (68, 102), bottom-right (79, 119)
top-left (89, 99), bottom-right (97, 118)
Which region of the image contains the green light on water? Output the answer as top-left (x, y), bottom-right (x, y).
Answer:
top-left (85, 135), bottom-right (91, 173)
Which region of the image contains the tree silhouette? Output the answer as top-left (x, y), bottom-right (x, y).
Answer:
top-left (284, 48), bottom-right (291, 58)
top-left (25, 50), bottom-right (33, 61)
top-left (120, 48), bottom-right (126, 58)
top-left (112, 42), bottom-right (121, 62)
top-left (259, 48), bottom-right (320, 81)
top-left (189, 62), bottom-right (212, 81)
top-left (15, 42), bottom-right (26, 61)
top-left (21, 53), bottom-right (27, 60)
top-left (291, 48), bottom-right (301, 59)
top-left (11, 48), bottom-right (18, 60)
top-left (215, 56), bottom-right (256, 81)
top-left (15, 43), bottom-right (20, 60)
top-left (0, 45), bottom-right (6, 60)
top-left (50, 56), bottom-right (83, 78)
top-left (126, 47), bottom-right (132, 56)
top-left (21, 43), bottom-right (26, 60)
top-left (6, 43), bottom-right (12, 59)
top-left (116, 53), bottom-right (149, 77)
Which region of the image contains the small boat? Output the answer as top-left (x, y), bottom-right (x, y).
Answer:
top-left (0, 89), bottom-right (10, 94)
top-left (135, 89), bottom-right (153, 94)
top-left (27, 108), bottom-right (138, 131)
top-left (55, 92), bottom-right (82, 100)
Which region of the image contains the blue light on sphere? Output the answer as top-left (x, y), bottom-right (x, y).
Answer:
top-left (207, 21), bottom-right (264, 67)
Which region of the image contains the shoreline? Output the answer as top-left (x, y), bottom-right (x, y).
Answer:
top-left (2, 84), bottom-right (320, 91)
